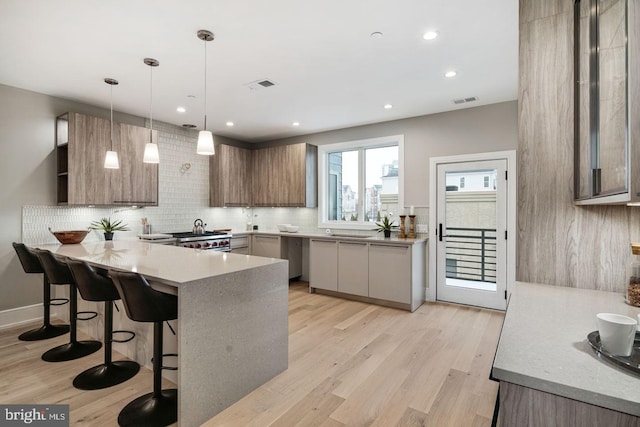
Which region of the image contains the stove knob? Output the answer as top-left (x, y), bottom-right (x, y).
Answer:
top-left (212, 242), bottom-right (218, 247)
top-left (222, 241), bottom-right (228, 246)
top-left (204, 242), bottom-right (211, 248)
top-left (196, 243), bottom-right (202, 248)
top-left (189, 244), bottom-right (194, 248)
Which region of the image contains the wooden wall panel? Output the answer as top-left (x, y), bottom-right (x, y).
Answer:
top-left (517, 0), bottom-right (640, 292)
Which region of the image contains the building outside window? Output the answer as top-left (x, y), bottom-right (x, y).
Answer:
top-left (319, 135), bottom-right (404, 229)
top-left (460, 177), bottom-right (465, 189)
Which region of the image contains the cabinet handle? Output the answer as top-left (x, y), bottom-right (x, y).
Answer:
top-left (370, 244), bottom-right (409, 249)
top-left (255, 235), bottom-right (278, 240)
top-left (339, 241), bottom-right (367, 246)
top-left (311, 239), bottom-right (335, 244)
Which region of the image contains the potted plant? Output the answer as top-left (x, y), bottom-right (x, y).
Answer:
top-left (375, 215), bottom-right (396, 238)
top-left (90, 217), bottom-right (129, 241)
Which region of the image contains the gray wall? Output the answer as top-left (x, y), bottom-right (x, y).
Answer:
top-left (517, 0), bottom-right (639, 292)
top-left (259, 101), bottom-right (518, 206)
top-left (0, 82), bottom-right (517, 313)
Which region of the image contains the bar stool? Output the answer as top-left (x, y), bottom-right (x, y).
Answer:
top-left (67, 259), bottom-right (140, 390)
top-left (12, 242), bottom-right (70, 341)
top-left (34, 249), bottom-right (102, 362)
top-left (110, 270), bottom-right (178, 427)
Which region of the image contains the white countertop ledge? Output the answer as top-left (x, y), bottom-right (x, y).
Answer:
top-left (493, 281), bottom-right (640, 417)
top-left (33, 240), bottom-right (286, 286)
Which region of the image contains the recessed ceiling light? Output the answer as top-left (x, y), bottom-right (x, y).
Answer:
top-left (176, 106), bottom-right (186, 113)
top-left (423, 31), bottom-right (439, 40)
top-left (226, 121), bottom-right (234, 127)
top-left (292, 122), bottom-right (300, 127)
top-left (445, 70), bottom-right (457, 78)
top-left (370, 32), bottom-right (383, 39)
top-left (384, 104), bottom-right (393, 109)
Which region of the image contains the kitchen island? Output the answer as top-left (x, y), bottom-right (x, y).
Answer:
top-left (35, 240), bottom-right (289, 427)
top-left (492, 282), bottom-right (640, 426)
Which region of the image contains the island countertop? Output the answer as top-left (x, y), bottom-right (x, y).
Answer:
top-left (492, 281), bottom-right (640, 417)
top-left (34, 240), bottom-right (286, 285)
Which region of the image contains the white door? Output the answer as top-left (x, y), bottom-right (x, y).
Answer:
top-left (435, 159), bottom-right (508, 310)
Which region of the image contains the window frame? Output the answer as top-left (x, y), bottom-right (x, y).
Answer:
top-left (318, 135), bottom-right (404, 230)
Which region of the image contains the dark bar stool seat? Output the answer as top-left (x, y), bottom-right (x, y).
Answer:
top-left (67, 259), bottom-right (140, 390)
top-left (34, 249), bottom-right (102, 362)
top-left (12, 242), bottom-right (69, 341)
top-left (110, 270), bottom-right (178, 427)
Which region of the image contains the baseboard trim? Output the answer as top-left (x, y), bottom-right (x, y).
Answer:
top-left (0, 304), bottom-right (43, 331)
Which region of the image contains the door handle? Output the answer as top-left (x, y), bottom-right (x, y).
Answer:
top-left (438, 223), bottom-right (448, 241)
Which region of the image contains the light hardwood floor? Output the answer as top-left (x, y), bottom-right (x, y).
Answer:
top-left (0, 282), bottom-right (504, 426)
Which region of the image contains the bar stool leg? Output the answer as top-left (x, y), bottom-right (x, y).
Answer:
top-left (18, 276), bottom-right (69, 341)
top-left (42, 284), bottom-right (101, 362)
top-left (73, 301), bottom-right (140, 390)
top-left (117, 321), bottom-right (177, 427)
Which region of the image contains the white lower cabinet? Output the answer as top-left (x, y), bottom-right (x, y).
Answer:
top-left (251, 234), bottom-right (281, 258)
top-left (309, 239), bottom-right (338, 291)
top-left (337, 241), bottom-right (368, 297)
top-left (368, 243), bottom-right (412, 304)
top-left (310, 238), bottom-right (425, 311)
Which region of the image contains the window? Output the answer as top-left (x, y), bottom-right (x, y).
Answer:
top-left (460, 177), bottom-right (465, 189)
top-left (319, 135), bottom-right (404, 229)
top-left (483, 175), bottom-right (490, 188)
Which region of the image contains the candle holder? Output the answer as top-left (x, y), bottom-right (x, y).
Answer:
top-left (408, 215), bottom-right (416, 238)
top-left (398, 215), bottom-right (406, 238)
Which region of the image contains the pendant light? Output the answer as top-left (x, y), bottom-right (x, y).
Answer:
top-left (196, 29), bottom-right (215, 156)
top-left (143, 58), bottom-right (160, 163)
top-left (104, 78), bottom-right (120, 169)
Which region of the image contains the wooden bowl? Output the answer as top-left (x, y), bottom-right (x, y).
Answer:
top-left (49, 229), bottom-right (89, 244)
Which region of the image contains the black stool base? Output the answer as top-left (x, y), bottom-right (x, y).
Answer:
top-left (73, 360), bottom-right (140, 390)
top-left (42, 340), bottom-right (102, 362)
top-left (118, 389), bottom-right (178, 427)
top-left (18, 323), bottom-right (69, 341)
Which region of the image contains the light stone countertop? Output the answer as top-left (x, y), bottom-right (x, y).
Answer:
top-left (228, 229), bottom-right (428, 245)
top-left (492, 281), bottom-right (640, 416)
top-left (34, 240), bottom-right (286, 286)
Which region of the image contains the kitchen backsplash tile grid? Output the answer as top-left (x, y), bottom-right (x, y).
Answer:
top-left (22, 120), bottom-right (428, 243)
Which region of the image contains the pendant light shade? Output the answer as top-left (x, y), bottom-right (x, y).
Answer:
top-left (104, 78), bottom-right (120, 169)
top-left (197, 130), bottom-right (215, 155)
top-left (197, 29), bottom-right (215, 156)
top-left (143, 57), bottom-right (160, 164)
top-left (104, 150), bottom-right (120, 169)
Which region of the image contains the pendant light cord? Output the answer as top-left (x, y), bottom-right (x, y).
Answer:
top-left (149, 64), bottom-right (153, 144)
top-left (203, 35), bottom-right (207, 131)
top-left (110, 83), bottom-right (114, 150)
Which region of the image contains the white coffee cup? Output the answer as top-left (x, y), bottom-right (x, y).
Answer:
top-left (597, 313), bottom-right (637, 356)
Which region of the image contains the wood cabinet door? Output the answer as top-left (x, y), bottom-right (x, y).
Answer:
top-left (368, 244), bottom-right (411, 303)
top-left (310, 239), bottom-right (338, 291)
top-left (337, 241), bottom-right (369, 296)
top-left (251, 147), bottom-right (277, 206)
top-left (278, 143), bottom-right (306, 206)
top-left (225, 145), bottom-right (251, 206)
top-left (210, 144), bottom-right (251, 207)
top-left (68, 113), bottom-right (115, 205)
top-left (112, 124), bottom-right (158, 205)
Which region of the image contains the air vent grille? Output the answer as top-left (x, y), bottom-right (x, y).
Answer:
top-left (452, 96), bottom-right (478, 105)
top-left (245, 79), bottom-right (277, 91)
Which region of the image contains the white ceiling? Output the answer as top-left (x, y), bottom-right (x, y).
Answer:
top-left (0, 0), bottom-right (518, 142)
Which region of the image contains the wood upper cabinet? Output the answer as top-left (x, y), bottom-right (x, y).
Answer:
top-left (251, 146), bottom-right (277, 206)
top-left (210, 144), bottom-right (252, 207)
top-left (112, 123), bottom-right (158, 205)
top-left (56, 112), bottom-right (158, 206)
top-left (250, 143), bottom-right (317, 207)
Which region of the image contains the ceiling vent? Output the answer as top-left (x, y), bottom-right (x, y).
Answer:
top-left (245, 79), bottom-right (277, 91)
top-left (452, 96), bottom-right (478, 105)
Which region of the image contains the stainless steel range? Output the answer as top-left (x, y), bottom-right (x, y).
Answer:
top-left (172, 231), bottom-right (232, 251)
